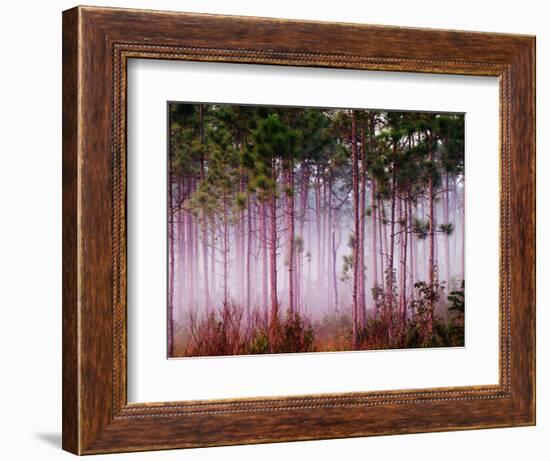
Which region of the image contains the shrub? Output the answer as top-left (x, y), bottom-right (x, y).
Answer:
top-left (276, 310), bottom-right (315, 353)
top-left (181, 304), bottom-right (315, 356)
top-left (185, 302), bottom-right (247, 356)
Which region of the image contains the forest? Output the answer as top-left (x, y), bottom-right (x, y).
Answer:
top-left (168, 103), bottom-right (465, 358)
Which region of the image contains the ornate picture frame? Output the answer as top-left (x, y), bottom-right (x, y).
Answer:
top-left (62, 5), bottom-right (535, 454)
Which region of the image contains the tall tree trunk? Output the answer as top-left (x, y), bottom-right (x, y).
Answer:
top-left (222, 197), bottom-right (229, 305)
top-left (351, 111), bottom-right (359, 349)
top-left (198, 104), bottom-right (209, 312)
top-left (176, 183), bottom-right (185, 312)
top-left (307, 183), bottom-right (313, 298)
top-left (246, 198), bottom-right (252, 318)
top-left (315, 173), bottom-right (322, 288)
top-left (287, 162), bottom-right (295, 314)
top-left (321, 180), bottom-right (329, 303)
top-left (298, 164), bottom-right (310, 310)
top-left (444, 171), bottom-right (451, 288)
top-left (210, 216), bottom-right (216, 305)
top-left (371, 181), bottom-right (378, 287)
top-left (409, 198), bottom-right (415, 301)
top-left (201, 221), bottom-right (210, 313)
top-left (421, 196), bottom-right (427, 280)
top-left (168, 177), bottom-right (175, 356)
top-left (238, 173), bottom-right (245, 301)
top-left (186, 196), bottom-right (195, 308)
top-left (386, 141), bottom-right (398, 342)
top-left (327, 174), bottom-right (334, 307)
top-left (368, 113), bottom-right (378, 289)
top-left (400, 196), bottom-right (408, 331)
top-left (193, 212), bottom-right (199, 307)
top-left (261, 201), bottom-right (269, 319)
top-left (358, 118), bottom-right (367, 329)
top-left (332, 227), bottom-right (339, 310)
top-left (460, 188), bottom-right (465, 278)
top-left (378, 197), bottom-right (387, 292)
top-left (294, 243), bottom-right (302, 312)
top-left (269, 175), bottom-right (279, 350)
top-left (427, 135), bottom-right (437, 340)
top-left (402, 196), bottom-right (405, 327)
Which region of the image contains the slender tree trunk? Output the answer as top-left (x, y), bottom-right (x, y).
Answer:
top-left (427, 135), bottom-right (437, 340)
top-left (210, 216), bottom-right (216, 305)
top-left (288, 162), bottom-right (295, 314)
top-left (297, 259), bottom-right (302, 310)
top-left (358, 119), bottom-right (367, 329)
top-left (409, 197), bottom-right (415, 301)
top-left (378, 197), bottom-right (387, 292)
top-left (261, 201), bottom-right (269, 319)
top-left (246, 198), bottom-right (252, 318)
top-left (386, 141), bottom-right (398, 342)
top-left (400, 196), bottom-right (408, 331)
top-left (460, 188), bottom-right (465, 278)
top-left (371, 181), bottom-right (378, 287)
top-left (269, 171), bottom-right (279, 349)
top-left (299, 164), bottom-right (310, 310)
top-left (327, 174), bottom-right (334, 307)
top-left (351, 111), bottom-right (359, 349)
top-left (195, 214), bottom-right (200, 306)
top-left (397, 197), bottom-right (404, 320)
top-left (198, 104), bottom-right (209, 313)
top-left (168, 177), bottom-right (175, 356)
top-left (239, 173), bottom-right (245, 300)
top-left (176, 183), bottom-right (185, 312)
top-left (332, 227), bottom-right (339, 310)
top-left (368, 113), bottom-right (378, 290)
top-left (377, 198), bottom-right (383, 290)
top-left (193, 212), bottom-right (199, 307)
top-left (322, 180), bottom-right (328, 300)
top-left (222, 197), bottom-right (229, 305)
top-left (186, 196), bottom-right (195, 308)
top-left (422, 196), bottom-right (428, 281)
top-left (307, 184), bottom-right (313, 297)
top-left (444, 171), bottom-right (451, 288)
top-left (201, 221), bottom-right (210, 313)
top-left (315, 174), bottom-right (322, 288)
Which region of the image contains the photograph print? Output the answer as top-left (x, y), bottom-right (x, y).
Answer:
top-left (167, 103), bottom-right (465, 358)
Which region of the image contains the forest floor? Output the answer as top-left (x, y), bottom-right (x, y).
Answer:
top-left (171, 301), bottom-right (464, 358)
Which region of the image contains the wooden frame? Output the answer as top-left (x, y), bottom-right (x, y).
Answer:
top-left (62, 5), bottom-right (535, 455)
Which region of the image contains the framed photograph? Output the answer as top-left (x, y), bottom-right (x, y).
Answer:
top-left (62, 5), bottom-right (535, 455)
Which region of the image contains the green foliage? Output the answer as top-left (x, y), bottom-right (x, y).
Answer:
top-left (249, 330), bottom-right (270, 355)
top-left (341, 234), bottom-right (356, 281)
top-left (253, 113), bottom-right (297, 165)
top-left (235, 192), bottom-right (248, 210)
top-left (448, 280), bottom-right (465, 315)
top-left (432, 318), bottom-right (464, 347)
top-left (401, 317), bottom-right (464, 348)
top-left (439, 222), bottom-right (455, 235)
top-left (341, 254), bottom-right (354, 282)
top-left (277, 310), bottom-right (315, 353)
top-left (295, 235), bottom-right (304, 254)
top-left (413, 218), bottom-right (429, 239)
top-left (410, 279), bottom-right (445, 321)
top-left (169, 104), bottom-right (464, 251)
top-left (436, 115), bottom-right (465, 175)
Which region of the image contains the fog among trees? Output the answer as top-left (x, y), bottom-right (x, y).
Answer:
top-left (168, 103), bottom-right (465, 357)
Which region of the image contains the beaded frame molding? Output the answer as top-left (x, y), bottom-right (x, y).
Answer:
top-left (62, 6), bottom-right (535, 455)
